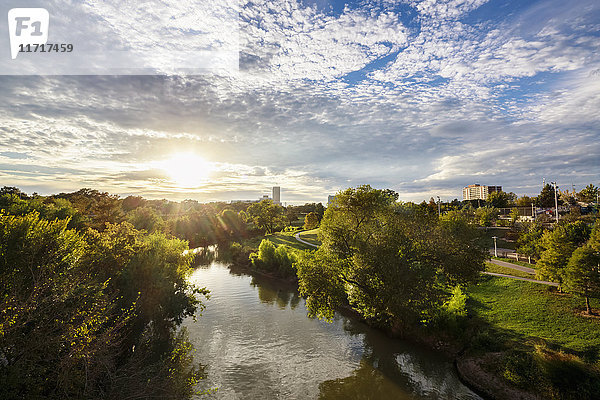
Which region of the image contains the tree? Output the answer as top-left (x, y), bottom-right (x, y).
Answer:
top-left (303, 212), bottom-right (319, 230)
top-left (246, 199), bottom-right (287, 234)
top-left (486, 191), bottom-right (516, 208)
top-left (536, 184), bottom-right (562, 208)
top-left (475, 206), bottom-right (498, 227)
top-left (0, 211), bottom-right (208, 398)
top-left (517, 223), bottom-right (544, 262)
top-left (516, 196), bottom-right (535, 207)
top-left (296, 185), bottom-right (486, 331)
top-left (578, 184), bottom-right (599, 204)
top-left (537, 221), bottom-right (591, 288)
top-left (127, 206), bottom-right (164, 233)
top-left (564, 245), bottom-right (600, 315)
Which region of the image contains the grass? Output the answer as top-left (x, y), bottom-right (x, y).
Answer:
top-left (485, 262), bottom-right (535, 279)
top-left (240, 231), bottom-right (315, 251)
top-left (468, 275), bottom-right (600, 356)
top-left (298, 228), bottom-right (321, 246)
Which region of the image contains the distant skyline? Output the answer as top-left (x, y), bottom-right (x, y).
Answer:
top-left (0, 0), bottom-right (599, 204)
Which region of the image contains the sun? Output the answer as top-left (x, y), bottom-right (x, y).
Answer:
top-left (159, 152), bottom-right (213, 187)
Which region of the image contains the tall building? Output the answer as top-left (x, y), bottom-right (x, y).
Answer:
top-left (272, 186), bottom-right (281, 204)
top-left (462, 184), bottom-right (502, 201)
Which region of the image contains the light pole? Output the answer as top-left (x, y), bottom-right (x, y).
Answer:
top-left (551, 181), bottom-right (559, 223)
top-left (437, 196), bottom-right (441, 217)
top-left (492, 236), bottom-right (498, 258)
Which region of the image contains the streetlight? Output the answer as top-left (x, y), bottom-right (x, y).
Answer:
top-left (551, 181), bottom-right (559, 223)
top-left (492, 236), bottom-right (498, 258)
top-left (437, 196), bottom-right (441, 217)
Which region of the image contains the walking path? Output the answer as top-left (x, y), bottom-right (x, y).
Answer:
top-left (483, 272), bottom-right (558, 286)
top-left (294, 232), bottom-right (319, 248)
top-left (488, 258), bottom-right (535, 274)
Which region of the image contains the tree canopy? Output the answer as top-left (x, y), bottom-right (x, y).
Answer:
top-left (245, 199), bottom-right (287, 234)
top-left (296, 186), bottom-right (486, 332)
top-left (303, 211), bottom-right (319, 230)
top-left (537, 221), bottom-right (591, 287)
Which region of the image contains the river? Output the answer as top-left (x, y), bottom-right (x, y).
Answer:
top-left (183, 261), bottom-right (482, 399)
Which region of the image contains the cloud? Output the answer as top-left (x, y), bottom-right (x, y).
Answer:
top-left (0, 0), bottom-right (598, 203)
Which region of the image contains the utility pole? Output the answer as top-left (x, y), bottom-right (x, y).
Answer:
top-left (532, 202), bottom-right (535, 222)
top-left (551, 181), bottom-right (559, 223)
top-left (437, 196), bottom-right (441, 217)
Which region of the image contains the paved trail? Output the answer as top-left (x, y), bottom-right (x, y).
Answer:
top-left (488, 258), bottom-right (535, 274)
top-left (294, 232), bottom-right (319, 248)
top-left (483, 272), bottom-right (558, 286)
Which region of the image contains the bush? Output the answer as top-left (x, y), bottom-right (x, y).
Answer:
top-left (250, 239), bottom-right (297, 277)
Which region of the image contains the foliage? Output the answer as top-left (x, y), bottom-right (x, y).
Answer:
top-left (250, 239), bottom-right (297, 278)
top-left (564, 224), bottom-right (600, 314)
top-left (486, 191), bottom-right (516, 208)
top-left (537, 221), bottom-right (591, 287)
top-left (516, 195), bottom-right (535, 207)
top-left (0, 211), bottom-right (208, 399)
top-left (303, 211), bottom-right (319, 230)
top-left (516, 222), bottom-right (544, 261)
top-left (474, 206), bottom-right (498, 227)
top-left (127, 206), bottom-right (165, 232)
top-left (445, 286), bottom-right (468, 317)
top-left (537, 184), bottom-right (562, 208)
top-left (578, 184), bottom-right (599, 204)
top-left (297, 185), bottom-right (486, 331)
top-left (246, 199), bottom-right (287, 234)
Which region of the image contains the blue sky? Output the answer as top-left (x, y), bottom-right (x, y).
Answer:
top-left (0, 0), bottom-right (599, 204)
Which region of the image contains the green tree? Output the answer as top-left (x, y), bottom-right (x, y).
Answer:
top-left (578, 184), bottom-right (599, 204)
top-left (516, 223), bottom-right (544, 262)
top-left (297, 186), bottom-right (485, 331)
top-left (246, 199), bottom-right (287, 234)
top-left (486, 191), bottom-right (516, 208)
top-left (537, 221), bottom-right (591, 288)
top-left (303, 212), bottom-right (319, 230)
top-left (516, 195), bottom-right (535, 207)
top-left (536, 184), bottom-right (562, 208)
top-left (127, 206), bottom-right (164, 232)
top-left (475, 206), bottom-right (498, 227)
top-left (509, 208), bottom-right (520, 226)
top-left (564, 245), bottom-right (600, 315)
top-left (0, 211), bottom-right (209, 399)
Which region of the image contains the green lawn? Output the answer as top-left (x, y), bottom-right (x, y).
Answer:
top-left (468, 276), bottom-right (600, 355)
top-left (298, 228), bottom-right (321, 246)
top-left (241, 231), bottom-right (315, 251)
top-left (485, 262), bottom-right (534, 279)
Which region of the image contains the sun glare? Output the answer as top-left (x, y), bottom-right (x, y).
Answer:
top-left (160, 153), bottom-right (213, 188)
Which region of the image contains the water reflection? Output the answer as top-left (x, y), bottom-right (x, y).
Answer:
top-left (185, 263), bottom-right (481, 400)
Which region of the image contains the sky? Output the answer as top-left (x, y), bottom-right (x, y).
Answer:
top-left (0, 0), bottom-right (599, 204)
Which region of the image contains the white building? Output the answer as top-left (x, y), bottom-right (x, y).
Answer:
top-left (462, 184), bottom-right (502, 201)
top-left (272, 186), bottom-right (281, 204)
